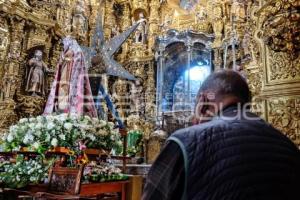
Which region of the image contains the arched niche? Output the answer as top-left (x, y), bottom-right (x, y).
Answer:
top-left (155, 30), bottom-right (214, 126)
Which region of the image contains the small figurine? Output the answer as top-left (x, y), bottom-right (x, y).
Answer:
top-left (111, 25), bottom-right (120, 38)
top-left (25, 50), bottom-right (53, 96)
top-left (131, 77), bottom-right (145, 115)
top-left (133, 12), bottom-right (148, 44)
top-left (72, 0), bottom-right (88, 37)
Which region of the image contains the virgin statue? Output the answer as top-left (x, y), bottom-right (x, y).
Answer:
top-left (25, 50), bottom-right (52, 96)
top-left (44, 36), bottom-right (97, 117)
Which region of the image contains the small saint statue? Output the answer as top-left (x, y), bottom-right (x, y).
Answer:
top-left (131, 77), bottom-right (145, 116)
top-left (72, 0), bottom-right (88, 38)
top-left (231, 0), bottom-right (246, 22)
top-left (25, 50), bottom-right (53, 96)
top-left (111, 24), bottom-right (120, 38)
top-left (133, 12), bottom-right (148, 44)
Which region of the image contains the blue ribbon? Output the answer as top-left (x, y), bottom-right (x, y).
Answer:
top-left (96, 84), bottom-right (125, 129)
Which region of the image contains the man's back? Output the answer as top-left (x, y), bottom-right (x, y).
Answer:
top-left (170, 106), bottom-right (300, 200)
top-left (143, 71), bottom-right (300, 200)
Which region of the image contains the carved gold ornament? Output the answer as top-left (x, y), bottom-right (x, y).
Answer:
top-left (257, 0), bottom-right (300, 58)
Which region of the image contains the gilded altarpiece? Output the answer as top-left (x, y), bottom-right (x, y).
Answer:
top-left (0, 0), bottom-right (300, 152)
top-left (245, 0), bottom-right (300, 147)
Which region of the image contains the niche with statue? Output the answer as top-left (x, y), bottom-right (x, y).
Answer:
top-left (155, 30), bottom-right (214, 133)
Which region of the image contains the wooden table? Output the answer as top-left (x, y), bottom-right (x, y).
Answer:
top-left (80, 181), bottom-right (128, 200)
top-left (3, 181), bottom-right (129, 200)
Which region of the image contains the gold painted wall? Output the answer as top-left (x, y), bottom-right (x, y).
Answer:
top-left (245, 0), bottom-right (300, 147)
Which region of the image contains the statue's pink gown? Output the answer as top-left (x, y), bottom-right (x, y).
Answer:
top-left (44, 37), bottom-right (97, 117)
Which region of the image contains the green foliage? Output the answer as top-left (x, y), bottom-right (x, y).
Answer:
top-left (113, 130), bottom-right (143, 157)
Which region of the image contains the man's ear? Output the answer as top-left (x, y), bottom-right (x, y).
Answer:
top-left (200, 94), bottom-right (209, 115)
top-left (196, 93), bottom-right (209, 115)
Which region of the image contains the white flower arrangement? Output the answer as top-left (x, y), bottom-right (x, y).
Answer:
top-left (2, 114), bottom-right (120, 153)
top-left (83, 162), bottom-right (128, 183)
top-left (0, 155), bottom-right (51, 189)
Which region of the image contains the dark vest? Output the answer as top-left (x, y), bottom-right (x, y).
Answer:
top-left (168, 106), bottom-right (300, 200)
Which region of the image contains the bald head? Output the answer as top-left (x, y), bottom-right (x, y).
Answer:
top-left (199, 70), bottom-right (251, 105)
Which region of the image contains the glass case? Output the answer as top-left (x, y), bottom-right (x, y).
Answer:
top-left (155, 30), bottom-right (214, 128)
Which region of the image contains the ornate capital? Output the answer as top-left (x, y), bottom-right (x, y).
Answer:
top-left (257, 0), bottom-right (300, 57)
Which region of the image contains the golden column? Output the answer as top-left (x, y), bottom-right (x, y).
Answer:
top-left (103, 0), bottom-right (115, 40)
top-left (210, 0), bottom-right (224, 70)
top-left (119, 2), bottom-right (131, 62)
top-left (148, 0), bottom-right (160, 55)
top-left (0, 17), bottom-right (25, 134)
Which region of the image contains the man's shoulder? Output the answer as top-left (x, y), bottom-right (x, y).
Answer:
top-left (170, 119), bottom-right (226, 140)
top-left (169, 116), bottom-right (272, 142)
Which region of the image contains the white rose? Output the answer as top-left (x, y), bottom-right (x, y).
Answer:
top-left (19, 118), bottom-right (28, 124)
top-left (9, 125), bottom-right (18, 133)
top-left (33, 142), bottom-right (40, 149)
top-left (64, 123), bottom-right (73, 130)
top-left (23, 133), bottom-right (33, 144)
top-left (58, 114), bottom-right (68, 121)
top-left (99, 120), bottom-right (106, 127)
top-left (23, 138), bottom-right (29, 144)
top-left (51, 138), bottom-right (58, 147)
top-left (29, 118), bottom-right (35, 122)
top-left (35, 131), bottom-right (42, 137)
top-left (47, 122), bottom-right (55, 130)
top-left (59, 134), bottom-right (66, 141)
top-left (45, 115), bottom-right (54, 121)
top-left (29, 123), bottom-right (35, 129)
top-left (45, 134), bottom-right (51, 142)
top-left (36, 123), bottom-right (43, 130)
top-left (37, 116), bottom-right (44, 123)
top-left (7, 133), bottom-right (14, 142)
top-left (21, 125), bottom-right (28, 131)
top-left (70, 114), bottom-right (78, 120)
top-left (87, 134), bottom-right (96, 141)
